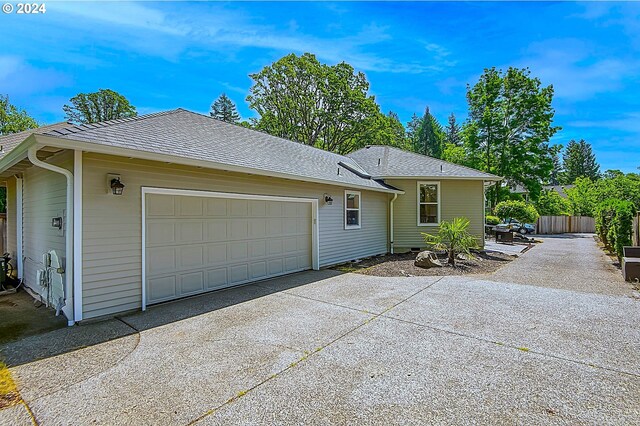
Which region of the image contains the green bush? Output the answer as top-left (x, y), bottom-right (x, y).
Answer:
top-left (534, 189), bottom-right (570, 216)
top-left (494, 200), bottom-right (539, 223)
top-left (421, 217), bottom-right (479, 266)
top-left (485, 215), bottom-right (501, 225)
top-left (595, 199), bottom-right (635, 258)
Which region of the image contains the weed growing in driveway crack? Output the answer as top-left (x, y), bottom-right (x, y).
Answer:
top-left (517, 346), bottom-right (530, 352)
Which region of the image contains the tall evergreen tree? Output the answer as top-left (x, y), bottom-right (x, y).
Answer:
top-left (549, 145), bottom-right (563, 185)
top-left (562, 139), bottom-right (600, 183)
top-left (445, 113), bottom-right (462, 146)
top-left (413, 107), bottom-right (444, 158)
top-left (210, 93), bottom-right (241, 123)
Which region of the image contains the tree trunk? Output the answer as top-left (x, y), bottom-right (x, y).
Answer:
top-left (448, 249), bottom-right (455, 266)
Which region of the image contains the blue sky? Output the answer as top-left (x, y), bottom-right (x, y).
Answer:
top-left (1, 1), bottom-right (639, 172)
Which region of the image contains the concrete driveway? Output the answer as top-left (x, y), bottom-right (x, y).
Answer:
top-left (1, 235), bottom-right (639, 425)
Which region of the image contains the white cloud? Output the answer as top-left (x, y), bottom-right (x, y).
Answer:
top-left (0, 56), bottom-right (71, 96)
top-left (568, 113), bottom-right (640, 133)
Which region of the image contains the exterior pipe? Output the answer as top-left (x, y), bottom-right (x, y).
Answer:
top-left (390, 193), bottom-right (398, 254)
top-left (27, 146), bottom-right (75, 326)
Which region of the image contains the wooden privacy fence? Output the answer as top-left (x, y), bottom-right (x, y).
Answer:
top-left (536, 215), bottom-right (596, 234)
top-left (633, 212), bottom-right (640, 246)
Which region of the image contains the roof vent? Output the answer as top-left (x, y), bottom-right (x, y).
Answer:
top-left (377, 158), bottom-right (381, 166)
top-left (440, 165), bottom-right (443, 172)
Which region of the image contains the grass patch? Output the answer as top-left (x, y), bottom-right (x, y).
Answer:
top-left (0, 361), bottom-right (20, 409)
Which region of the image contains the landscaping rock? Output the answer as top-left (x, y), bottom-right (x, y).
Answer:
top-left (414, 251), bottom-right (443, 269)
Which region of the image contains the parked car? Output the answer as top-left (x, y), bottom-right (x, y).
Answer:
top-left (502, 218), bottom-right (536, 235)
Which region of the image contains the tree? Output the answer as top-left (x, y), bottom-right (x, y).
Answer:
top-left (247, 53), bottom-right (382, 154)
top-left (565, 177), bottom-right (597, 216)
top-left (494, 200), bottom-right (539, 223)
top-left (534, 189), bottom-right (570, 216)
top-left (422, 217), bottom-right (479, 266)
top-left (549, 145), bottom-right (564, 185)
top-left (0, 94), bottom-right (38, 135)
top-left (210, 93), bottom-right (241, 123)
top-left (466, 67), bottom-right (560, 208)
top-left (63, 89), bottom-right (137, 124)
top-left (413, 107), bottom-right (445, 158)
top-left (445, 113), bottom-right (462, 146)
top-left (562, 139), bottom-right (600, 184)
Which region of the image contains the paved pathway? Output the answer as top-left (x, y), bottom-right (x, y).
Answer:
top-left (1, 235), bottom-right (638, 425)
top-left (487, 234), bottom-right (637, 297)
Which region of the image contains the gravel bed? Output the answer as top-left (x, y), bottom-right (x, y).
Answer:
top-left (334, 251), bottom-right (514, 277)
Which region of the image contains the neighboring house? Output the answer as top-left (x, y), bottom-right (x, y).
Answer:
top-left (543, 184), bottom-right (574, 199)
top-left (0, 109), bottom-right (501, 324)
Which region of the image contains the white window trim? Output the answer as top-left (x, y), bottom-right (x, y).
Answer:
top-left (344, 190), bottom-right (361, 230)
top-left (417, 181), bottom-right (441, 226)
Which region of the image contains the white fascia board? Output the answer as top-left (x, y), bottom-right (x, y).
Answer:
top-left (0, 135), bottom-right (38, 172)
top-left (32, 134), bottom-right (405, 195)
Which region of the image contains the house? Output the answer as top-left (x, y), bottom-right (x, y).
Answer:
top-left (0, 109), bottom-right (501, 324)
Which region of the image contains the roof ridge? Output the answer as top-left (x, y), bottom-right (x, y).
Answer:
top-left (42, 109), bottom-right (184, 137)
top-left (384, 145), bottom-right (499, 177)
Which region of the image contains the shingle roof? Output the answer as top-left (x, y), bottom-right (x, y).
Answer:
top-left (0, 122), bottom-right (72, 159)
top-left (347, 145), bottom-right (501, 180)
top-left (35, 109), bottom-right (399, 192)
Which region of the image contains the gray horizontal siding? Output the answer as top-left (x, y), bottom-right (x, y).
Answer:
top-left (82, 153), bottom-right (390, 319)
top-left (22, 152), bottom-right (72, 303)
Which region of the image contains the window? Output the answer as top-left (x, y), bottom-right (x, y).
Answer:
top-left (344, 190), bottom-right (361, 229)
top-left (418, 182), bottom-right (440, 225)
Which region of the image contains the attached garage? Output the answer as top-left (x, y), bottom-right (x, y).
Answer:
top-left (142, 188), bottom-right (319, 308)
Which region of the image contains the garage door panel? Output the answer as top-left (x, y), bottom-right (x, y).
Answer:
top-left (207, 268), bottom-right (228, 289)
top-left (177, 222), bottom-right (203, 243)
top-left (206, 198), bottom-right (227, 216)
top-left (179, 246), bottom-right (204, 268)
top-left (180, 271), bottom-right (204, 294)
top-left (147, 247), bottom-right (176, 274)
top-left (268, 259), bottom-right (284, 275)
top-left (208, 243), bottom-right (227, 264)
top-left (146, 193), bottom-right (312, 305)
top-left (229, 264), bottom-right (249, 284)
top-left (149, 276), bottom-right (177, 302)
top-left (250, 261), bottom-right (267, 279)
top-left (147, 222), bottom-right (175, 245)
top-left (229, 199), bottom-right (248, 216)
top-left (179, 197), bottom-right (203, 216)
top-left (207, 221), bottom-right (227, 241)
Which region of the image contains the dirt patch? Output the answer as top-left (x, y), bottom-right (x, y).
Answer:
top-left (333, 251), bottom-right (514, 277)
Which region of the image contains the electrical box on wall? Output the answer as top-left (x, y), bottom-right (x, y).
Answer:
top-left (52, 210), bottom-right (66, 237)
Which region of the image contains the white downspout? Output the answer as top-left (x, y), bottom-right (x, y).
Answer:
top-left (16, 177), bottom-right (23, 280)
top-left (390, 193), bottom-right (398, 254)
top-left (27, 146), bottom-right (75, 326)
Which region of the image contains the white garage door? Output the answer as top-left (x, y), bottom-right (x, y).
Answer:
top-left (144, 191), bottom-right (314, 305)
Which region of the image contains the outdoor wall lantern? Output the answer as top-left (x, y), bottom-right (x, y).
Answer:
top-left (324, 193), bottom-right (333, 205)
top-left (107, 173), bottom-right (125, 195)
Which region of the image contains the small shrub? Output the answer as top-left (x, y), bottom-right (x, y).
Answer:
top-left (485, 215), bottom-right (500, 225)
top-left (421, 217), bottom-right (479, 266)
top-left (494, 200), bottom-right (539, 223)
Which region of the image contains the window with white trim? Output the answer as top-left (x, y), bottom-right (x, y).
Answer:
top-left (418, 182), bottom-right (439, 225)
top-left (344, 190), bottom-right (361, 229)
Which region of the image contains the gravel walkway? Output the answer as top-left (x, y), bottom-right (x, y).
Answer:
top-left (485, 234), bottom-right (638, 297)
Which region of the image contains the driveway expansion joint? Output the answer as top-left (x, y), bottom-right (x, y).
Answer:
top-left (380, 314), bottom-right (640, 379)
top-left (188, 277), bottom-right (444, 425)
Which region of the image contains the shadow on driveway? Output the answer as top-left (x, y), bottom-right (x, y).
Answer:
top-left (0, 269), bottom-right (344, 367)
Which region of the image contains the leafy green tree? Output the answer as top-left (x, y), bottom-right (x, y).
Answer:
top-left (63, 89), bottom-right (137, 124)
top-left (247, 53), bottom-right (381, 154)
top-left (445, 113), bottom-right (462, 146)
top-left (561, 139), bottom-right (600, 184)
top-left (534, 189), bottom-right (570, 216)
top-left (210, 93), bottom-right (241, 123)
top-left (494, 200), bottom-right (539, 223)
top-left (565, 177), bottom-right (597, 216)
top-left (466, 67), bottom-right (560, 207)
top-left (0, 94), bottom-right (38, 135)
top-left (422, 217), bottom-right (479, 266)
